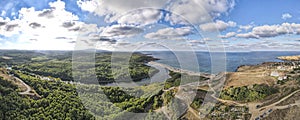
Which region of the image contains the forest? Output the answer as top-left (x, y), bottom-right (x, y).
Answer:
top-left (0, 70), bottom-right (173, 119)
top-left (220, 84), bottom-right (278, 102)
top-left (0, 72), bottom-right (94, 119)
top-left (1, 50), bottom-right (158, 84)
top-left (0, 50), bottom-right (210, 120)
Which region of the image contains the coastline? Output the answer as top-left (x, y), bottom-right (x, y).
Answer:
top-left (277, 55), bottom-right (300, 61)
top-left (147, 61), bottom-right (214, 78)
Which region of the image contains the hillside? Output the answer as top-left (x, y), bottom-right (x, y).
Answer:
top-left (278, 55), bottom-right (300, 61)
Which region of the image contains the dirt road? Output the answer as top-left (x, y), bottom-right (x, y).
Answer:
top-left (13, 76), bottom-right (33, 95)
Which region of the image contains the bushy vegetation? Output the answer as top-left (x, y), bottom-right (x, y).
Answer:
top-left (164, 71), bottom-right (209, 89)
top-left (0, 72), bottom-right (94, 120)
top-left (164, 71), bottom-right (181, 89)
top-left (190, 89), bottom-right (207, 109)
top-left (7, 70), bottom-right (169, 119)
top-left (220, 84), bottom-right (278, 102)
top-left (0, 50), bottom-right (210, 120)
top-left (6, 51), bottom-right (158, 84)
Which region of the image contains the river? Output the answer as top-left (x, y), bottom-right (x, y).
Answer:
top-left (105, 62), bottom-right (170, 87)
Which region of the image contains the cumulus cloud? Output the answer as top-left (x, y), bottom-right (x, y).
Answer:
top-left (100, 25), bottom-right (144, 38)
top-left (38, 9), bottom-right (54, 18)
top-left (235, 32), bottom-right (258, 39)
top-left (239, 25), bottom-right (253, 31)
top-left (62, 21), bottom-right (75, 28)
top-left (0, 0), bottom-right (81, 37)
top-left (282, 13), bottom-right (292, 20)
top-left (117, 9), bottom-right (162, 26)
top-left (226, 23), bottom-right (300, 39)
top-left (0, 0), bottom-right (101, 50)
top-left (0, 18), bottom-right (21, 36)
top-left (188, 40), bottom-right (206, 44)
top-left (199, 20), bottom-right (236, 32)
top-left (0, 22), bottom-right (6, 26)
top-left (83, 33), bottom-right (118, 44)
top-left (167, 0), bottom-right (236, 25)
top-left (5, 24), bottom-right (18, 31)
top-left (203, 37), bottom-right (212, 41)
top-left (1, 11), bottom-right (6, 16)
top-left (116, 42), bottom-right (131, 46)
top-left (90, 37), bottom-right (117, 44)
top-left (144, 27), bottom-right (193, 40)
top-left (251, 25), bottom-right (284, 37)
top-left (29, 22), bottom-right (42, 29)
top-left (219, 32), bottom-right (236, 39)
top-left (77, 0), bottom-right (167, 23)
top-left (77, 0), bottom-right (235, 25)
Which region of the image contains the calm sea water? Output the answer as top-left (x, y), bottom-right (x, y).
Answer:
top-left (142, 51), bottom-right (300, 74)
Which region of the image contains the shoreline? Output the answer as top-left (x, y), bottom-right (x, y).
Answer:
top-left (277, 55), bottom-right (300, 61)
top-left (147, 61), bottom-right (214, 78)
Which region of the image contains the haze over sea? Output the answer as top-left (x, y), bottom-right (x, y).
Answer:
top-left (142, 51), bottom-right (300, 74)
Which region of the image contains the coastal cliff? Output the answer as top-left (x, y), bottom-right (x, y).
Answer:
top-left (277, 55), bottom-right (300, 61)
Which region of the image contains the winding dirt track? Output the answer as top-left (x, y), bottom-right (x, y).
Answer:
top-left (213, 89), bottom-right (300, 120)
top-left (250, 89), bottom-right (300, 119)
top-left (14, 76), bottom-right (33, 95)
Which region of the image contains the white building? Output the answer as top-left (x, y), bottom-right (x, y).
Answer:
top-left (270, 71), bottom-right (279, 77)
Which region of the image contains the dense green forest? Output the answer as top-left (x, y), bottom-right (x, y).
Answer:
top-left (0, 73), bottom-right (94, 119)
top-left (220, 84), bottom-right (278, 102)
top-left (1, 50), bottom-right (158, 84)
top-left (2, 70), bottom-right (170, 119)
top-left (0, 50), bottom-right (210, 120)
top-left (164, 71), bottom-right (209, 89)
top-left (0, 68), bottom-right (206, 119)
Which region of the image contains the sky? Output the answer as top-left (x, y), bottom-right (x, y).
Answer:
top-left (0, 0), bottom-right (300, 51)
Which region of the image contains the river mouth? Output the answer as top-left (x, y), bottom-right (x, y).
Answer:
top-left (104, 62), bottom-right (171, 87)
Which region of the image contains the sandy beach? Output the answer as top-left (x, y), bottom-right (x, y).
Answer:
top-left (147, 61), bottom-right (214, 78)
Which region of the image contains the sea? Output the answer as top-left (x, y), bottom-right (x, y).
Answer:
top-left (142, 51), bottom-right (300, 74)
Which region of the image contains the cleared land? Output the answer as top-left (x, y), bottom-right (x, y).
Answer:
top-left (224, 62), bottom-right (291, 89)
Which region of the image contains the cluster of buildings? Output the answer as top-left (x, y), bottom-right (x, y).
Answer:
top-left (207, 105), bottom-right (250, 120)
top-left (269, 62), bottom-right (300, 82)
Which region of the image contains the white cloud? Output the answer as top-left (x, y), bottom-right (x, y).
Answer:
top-left (167, 0), bottom-right (235, 25)
top-left (77, 0), bottom-right (167, 23)
top-left (282, 13), bottom-right (292, 20)
top-left (100, 25), bottom-right (144, 39)
top-left (144, 27), bottom-right (193, 40)
top-left (76, 0), bottom-right (98, 13)
top-left (235, 32), bottom-right (258, 39)
top-left (203, 37), bottom-right (212, 41)
top-left (251, 25), bottom-right (283, 37)
top-left (188, 40), bottom-right (206, 44)
top-left (1, 11), bottom-right (6, 16)
top-left (228, 23), bottom-right (300, 39)
top-left (0, 0), bottom-right (101, 50)
top-left (239, 25), bottom-right (253, 31)
top-left (117, 9), bottom-right (162, 26)
top-left (257, 23), bottom-right (300, 36)
top-left (199, 20), bottom-right (236, 32)
top-left (219, 32), bottom-right (236, 39)
top-left (77, 0), bottom-right (235, 25)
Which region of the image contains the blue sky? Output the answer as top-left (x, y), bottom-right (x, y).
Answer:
top-left (0, 0), bottom-right (300, 51)
top-left (226, 0), bottom-right (300, 25)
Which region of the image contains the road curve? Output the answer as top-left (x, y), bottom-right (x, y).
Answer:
top-left (13, 76), bottom-right (37, 96)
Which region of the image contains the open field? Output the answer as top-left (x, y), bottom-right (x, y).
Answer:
top-left (224, 62), bottom-right (293, 89)
top-left (225, 72), bottom-right (276, 88)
